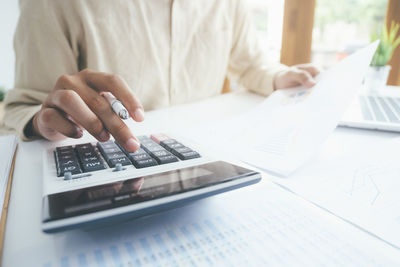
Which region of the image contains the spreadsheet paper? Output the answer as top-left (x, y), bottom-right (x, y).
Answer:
top-left (182, 42), bottom-right (378, 176)
top-left (9, 183), bottom-right (399, 266)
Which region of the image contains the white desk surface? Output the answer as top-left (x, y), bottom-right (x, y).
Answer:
top-left (2, 89), bottom-right (400, 265)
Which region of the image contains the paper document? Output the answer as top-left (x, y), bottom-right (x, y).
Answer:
top-left (276, 130), bottom-right (400, 249)
top-left (182, 42), bottom-right (379, 176)
top-left (0, 135), bottom-right (17, 212)
top-left (8, 183), bottom-right (399, 266)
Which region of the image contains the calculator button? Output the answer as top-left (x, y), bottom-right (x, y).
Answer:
top-left (82, 161), bottom-right (106, 172)
top-left (60, 165), bottom-right (81, 175)
top-left (173, 147), bottom-right (192, 154)
top-left (160, 139), bottom-right (178, 146)
top-left (142, 145), bottom-right (165, 153)
top-left (128, 148), bottom-right (147, 156)
top-left (57, 149), bottom-right (75, 157)
top-left (149, 150), bottom-right (179, 164)
top-left (97, 141), bottom-right (120, 151)
top-left (137, 135), bottom-right (151, 142)
top-left (64, 172), bottom-right (72, 181)
top-left (141, 141), bottom-right (165, 152)
top-left (150, 133), bottom-right (171, 144)
top-left (114, 163), bottom-right (123, 171)
top-left (56, 146), bottom-right (73, 152)
top-left (104, 152), bottom-right (126, 161)
top-left (75, 143), bottom-right (94, 152)
top-left (132, 158), bottom-right (158, 168)
top-left (109, 157), bottom-right (131, 167)
top-left (155, 155), bottom-right (179, 164)
top-left (57, 160), bottom-right (82, 176)
top-left (102, 147), bottom-right (121, 154)
top-left (57, 153), bottom-right (77, 161)
top-left (80, 156), bottom-right (101, 163)
top-left (178, 151), bottom-right (201, 160)
top-left (150, 150), bottom-right (171, 158)
top-left (141, 141), bottom-right (159, 148)
top-left (78, 150), bottom-right (97, 158)
top-left (131, 153), bottom-right (152, 161)
top-left (58, 159), bottom-right (78, 166)
top-left (162, 142), bottom-right (184, 152)
top-left (168, 146), bottom-right (200, 160)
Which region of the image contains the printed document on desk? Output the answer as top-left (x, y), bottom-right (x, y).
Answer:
top-left (276, 130), bottom-right (400, 249)
top-left (182, 42), bottom-right (378, 176)
top-left (7, 183), bottom-right (400, 266)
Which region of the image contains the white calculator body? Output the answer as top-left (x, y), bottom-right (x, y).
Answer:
top-left (41, 133), bottom-right (261, 233)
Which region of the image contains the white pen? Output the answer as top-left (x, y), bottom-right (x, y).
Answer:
top-left (103, 92), bottom-right (130, 120)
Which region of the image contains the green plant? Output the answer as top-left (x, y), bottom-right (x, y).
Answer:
top-left (0, 86), bottom-right (6, 102)
top-left (371, 21), bottom-right (400, 66)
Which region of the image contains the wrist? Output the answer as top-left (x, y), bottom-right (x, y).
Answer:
top-left (24, 113), bottom-right (41, 138)
top-left (273, 70), bottom-right (286, 91)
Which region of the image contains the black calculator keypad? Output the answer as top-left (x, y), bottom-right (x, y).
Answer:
top-left (54, 134), bottom-right (201, 178)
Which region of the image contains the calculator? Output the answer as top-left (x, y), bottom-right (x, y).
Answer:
top-left (42, 133), bottom-right (261, 233)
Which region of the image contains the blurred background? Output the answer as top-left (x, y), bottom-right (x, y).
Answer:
top-left (0, 1), bottom-right (18, 90)
top-left (0, 0), bottom-right (397, 92)
top-left (248, 0), bottom-right (388, 68)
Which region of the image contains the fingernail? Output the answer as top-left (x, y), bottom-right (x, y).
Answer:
top-left (125, 138), bottom-right (140, 152)
top-left (307, 78), bottom-right (316, 87)
top-left (134, 108), bottom-right (145, 121)
top-left (75, 128), bottom-right (83, 138)
top-left (99, 130), bottom-right (109, 141)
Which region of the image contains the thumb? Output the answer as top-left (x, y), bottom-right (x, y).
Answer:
top-left (294, 70), bottom-right (316, 88)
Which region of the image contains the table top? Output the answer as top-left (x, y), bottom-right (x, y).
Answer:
top-left (2, 89), bottom-right (400, 265)
top-left (2, 90), bottom-right (265, 264)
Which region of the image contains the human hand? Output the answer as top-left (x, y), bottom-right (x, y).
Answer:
top-left (274, 63), bottom-right (321, 90)
top-left (31, 69), bottom-right (144, 152)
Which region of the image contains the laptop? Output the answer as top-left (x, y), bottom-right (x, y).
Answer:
top-left (42, 133), bottom-right (261, 233)
top-left (340, 88), bottom-right (400, 132)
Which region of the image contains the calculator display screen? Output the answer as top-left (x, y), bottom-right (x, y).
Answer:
top-left (44, 161), bottom-right (257, 221)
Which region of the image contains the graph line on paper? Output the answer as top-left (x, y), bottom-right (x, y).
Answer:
top-left (349, 166), bottom-right (381, 205)
top-left (280, 89), bottom-right (312, 105)
top-left (251, 129), bottom-right (293, 156)
top-left (348, 162), bottom-right (400, 206)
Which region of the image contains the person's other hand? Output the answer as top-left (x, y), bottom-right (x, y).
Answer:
top-left (274, 63), bottom-right (321, 90)
top-left (31, 69), bottom-right (144, 152)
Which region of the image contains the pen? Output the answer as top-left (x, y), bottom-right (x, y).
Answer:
top-left (103, 92), bottom-right (130, 120)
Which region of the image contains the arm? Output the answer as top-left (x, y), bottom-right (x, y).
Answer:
top-left (4, 0), bottom-right (78, 140)
top-left (4, 0), bottom-right (143, 152)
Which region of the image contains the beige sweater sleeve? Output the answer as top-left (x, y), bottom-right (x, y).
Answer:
top-left (4, 0), bottom-right (288, 141)
top-left (228, 0), bottom-right (289, 96)
top-left (3, 0), bottom-right (79, 140)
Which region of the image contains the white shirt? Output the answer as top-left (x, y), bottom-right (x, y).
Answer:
top-left (3, 0), bottom-right (287, 140)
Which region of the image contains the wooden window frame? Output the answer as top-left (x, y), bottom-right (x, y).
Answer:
top-left (280, 0), bottom-right (316, 66)
top-left (386, 0), bottom-right (400, 86)
top-left (280, 0), bottom-right (400, 86)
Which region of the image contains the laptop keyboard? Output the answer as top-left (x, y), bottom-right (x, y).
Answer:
top-left (54, 133), bottom-right (201, 179)
top-left (359, 96), bottom-right (400, 123)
